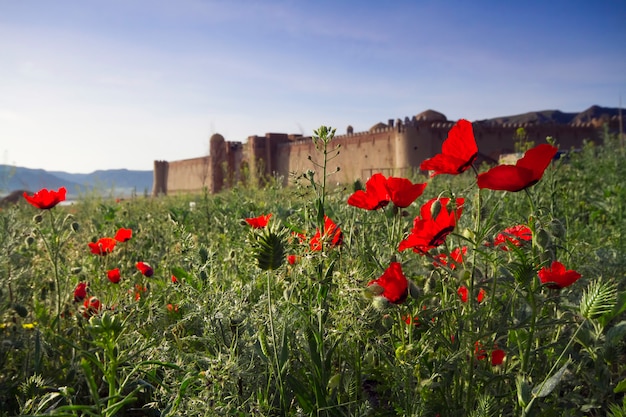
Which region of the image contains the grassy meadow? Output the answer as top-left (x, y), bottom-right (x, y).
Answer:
top-left (1, 126), bottom-right (625, 416)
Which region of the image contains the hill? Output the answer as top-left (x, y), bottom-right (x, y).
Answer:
top-left (477, 105), bottom-right (622, 126)
top-left (0, 165), bottom-right (153, 198)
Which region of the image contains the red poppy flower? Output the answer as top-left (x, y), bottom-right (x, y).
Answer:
top-left (538, 261), bottom-right (582, 289)
top-left (167, 303), bottom-right (179, 313)
top-left (347, 173), bottom-right (390, 210)
top-left (291, 231), bottom-right (307, 244)
top-left (458, 286), bottom-right (469, 303)
top-left (494, 225), bottom-right (532, 251)
top-left (458, 286), bottom-right (486, 303)
top-left (474, 341), bottom-right (487, 361)
top-left (245, 214), bottom-right (272, 228)
top-left (433, 246), bottom-right (467, 269)
top-left (403, 315), bottom-right (420, 326)
top-left (367, 262), bottom-right (408, 304)
top-left (114, 228), bottom-right (132, 242)
top-left (386, 177), bottom-right (427, 208)
top-left (136, 261), bottom-right (154, 277)
top-left (348, 174), bottom-right (427, 210)
top-left (131, 284), bottom-right (147, 300)
top-left (74, 282), bottom-right (88, 302)
top-left (107, 268), bottom-right (121, 284)
top-left (310, 216), bottom-right (343, 251)
top-left (491, 349), bottom-right (506, 366)
top-left (23, 187), bottom-right (67, 209)
top-left (398, 197), bottom-right (464, 254)
top-left (287, 254), bottom-right (299, 265)
top-left (171, 275), bottom-right (179, 284)
top-left (88, 237), bottom-right (117, 255)
top-left (477, 144), bottom-right (558, 192)
top-left (82, 296), bottom-right (102, 317)
top-left (420, 119), bottom-right (478, 176)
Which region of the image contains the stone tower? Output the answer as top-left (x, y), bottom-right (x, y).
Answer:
top-left (209, 133), bottom-right (226, 193)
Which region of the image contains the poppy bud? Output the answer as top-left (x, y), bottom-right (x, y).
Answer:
top-left (408, 280), bottom-right (420, 300)
top-left (549, 219), bottom-right (566, 239)
top-left (461, 269), bottom-right (471, 282)
top-left (327, 374), bottom-right (341, 390)
top-left (199, 247), bottom-right (209, 264)
top-left (372, 295), bottom-right (389, 310)
top-left (381, 313), bottom-right (394, 329)
top-left (33, 214), bottom-right (43, 223)
top-left (71, 222), bottom-right (80, 232)
top-left (25, 235), bottom-right (35, 246)
top-left (71, 267), bottom-right (82, 274)
top-left (430, 199), bottom-right (442, 219)
top-left (539, 248), bottom-right (555, 265)
top-left (462, 228), bottom-right (475, 241)
top-left (365, 283), bottom-right (384, 297)
top-left (13, 303), bottom-right (28, 318)
top-left (535, 228), bottom-right (552, 250)
top-left (423, 276), bottom-right (435, 294)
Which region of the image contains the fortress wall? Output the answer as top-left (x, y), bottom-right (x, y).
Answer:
top-left (152, 160), bottom-right (169, 196)
top-left (225, 142), bottom-right (245, 187)
top-left (473, 124), bottom-right (598, 160)
top-left (405, 122), bottom-right (457, 168)
top-left (274, 128), bottom-right (399, 183)
top-left (166, 156), bottom-right (212, 194)
top-left (247, 134), bottom-right (291, 186)
top-left (156, 118), bottom-right (602, 195)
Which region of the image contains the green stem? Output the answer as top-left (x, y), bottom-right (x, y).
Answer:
top-left (266, 271), bottom-right (286, 412)
top-left (37, 210), bottom-right (62, 331)
top-left (464, 187), bottom-right (482, 412)
top-left (522, 319), bottom-right (584, 416)
top-left (522, 288), bottom-right (537, 375)
top-left (106, 341), bottom-right (118, 417)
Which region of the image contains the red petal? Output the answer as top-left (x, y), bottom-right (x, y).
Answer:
top-left (386, 177), bottom-right (427, 208)
top-left (477, 165), bottom-right (535, 192)
top-left (516, 144), bottom-right (558, 179)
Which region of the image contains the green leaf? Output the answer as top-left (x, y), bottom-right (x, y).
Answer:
top-left (170, 266), bottom-right (190, 280)
top-left (532, 360), bottom-right (570, 398)
top-left (606, 321), bottom-right (626, 349)
top-left (516, 375), bottom-right (531, 408)
top-left (614, 378), bottom-right (626, 394)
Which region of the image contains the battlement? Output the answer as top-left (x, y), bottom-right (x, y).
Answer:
top-left (153, 109), bottom-right (608, 196)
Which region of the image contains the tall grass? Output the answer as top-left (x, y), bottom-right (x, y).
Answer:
top-left (0, 128), bottom-right (625, 416)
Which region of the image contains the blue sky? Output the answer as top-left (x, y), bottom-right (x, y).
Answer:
top-left (1, 0), bottom-right (625, 173)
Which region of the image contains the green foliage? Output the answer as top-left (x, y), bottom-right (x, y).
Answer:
top-left (0, 131), bottom-right (624, 416)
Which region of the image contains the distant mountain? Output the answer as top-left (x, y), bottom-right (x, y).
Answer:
top-left (477, 105), bottom-right (623, 126)
top-left (0, 165), bottom-right (153, 198)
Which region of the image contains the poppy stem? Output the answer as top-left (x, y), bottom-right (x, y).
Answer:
top-left (265, 270), bottom-right (287, 411)
top-left (35, 210), bottom-right (63, 332)
top-left (523, 188), bottom-right (536, 217)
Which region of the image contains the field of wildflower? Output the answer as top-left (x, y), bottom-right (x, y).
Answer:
top-left (1, 122), bottom-right (625, 416)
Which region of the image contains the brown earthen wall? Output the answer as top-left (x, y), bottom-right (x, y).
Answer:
top-left (154, 119), bottom-right (600, 196)
top-left (165, 156), bottom-right (211, 195)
